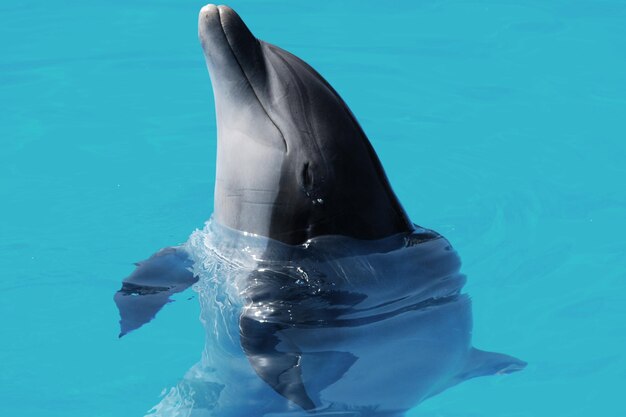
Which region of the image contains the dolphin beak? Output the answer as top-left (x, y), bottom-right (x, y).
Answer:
top-left (198, 4), bottom-right (264, 87)
top-left (198, 5), bottom-right (285, 151)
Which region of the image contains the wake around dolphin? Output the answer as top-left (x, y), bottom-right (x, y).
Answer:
top-left (114, 4), bottom-right (526, 416)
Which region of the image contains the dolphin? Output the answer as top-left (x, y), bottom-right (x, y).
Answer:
top-left (114, 4), bottom-right (525, 416)
top-left (199, 4), bottom-right (412, 244)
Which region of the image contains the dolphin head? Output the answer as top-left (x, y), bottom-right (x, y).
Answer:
top-left (199, 5), bottom-right (411, 244)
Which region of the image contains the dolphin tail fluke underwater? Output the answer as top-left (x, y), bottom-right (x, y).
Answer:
top-left (113, 247), bottom-right (198, 337)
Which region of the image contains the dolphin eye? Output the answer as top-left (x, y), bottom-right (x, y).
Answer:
top-left (300, 162), bottom-right (314, 194)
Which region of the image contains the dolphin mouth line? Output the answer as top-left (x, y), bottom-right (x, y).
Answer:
top-left (212, 6), bottom-right (288, 152)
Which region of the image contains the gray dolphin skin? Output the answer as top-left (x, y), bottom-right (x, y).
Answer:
top-left (200, 5), bottom-right (413, 245)
top-left (114, 4), bottom-right (525, 416)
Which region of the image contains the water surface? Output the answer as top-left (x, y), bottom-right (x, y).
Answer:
top-left (1, 1), bottom-right (625, 416)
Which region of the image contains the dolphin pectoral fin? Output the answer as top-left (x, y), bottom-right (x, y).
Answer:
top-left (299, 351), bottom-right (358, 399)
top-left (114, 286), bottom-right (173, 337)
top-left (425, 348), bottom-right (526, 400)
top-left (240, 316), bottom-right (317, 411)
top-left (457, 347), bottom-right (527, 381)
top-left (271, 352), bottom-right (316, 411)
top-left (114, 246), bottom-right (198, 337)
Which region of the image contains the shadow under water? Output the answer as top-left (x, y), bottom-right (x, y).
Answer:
top-left (145, 220), bottom-right (524, 417)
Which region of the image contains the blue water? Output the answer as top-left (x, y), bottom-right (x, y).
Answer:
top-left (1, 1), bottom-right (625, 416)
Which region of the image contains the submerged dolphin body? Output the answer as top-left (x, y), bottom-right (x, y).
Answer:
top-left (114, 5), bottom-right (525, 416)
